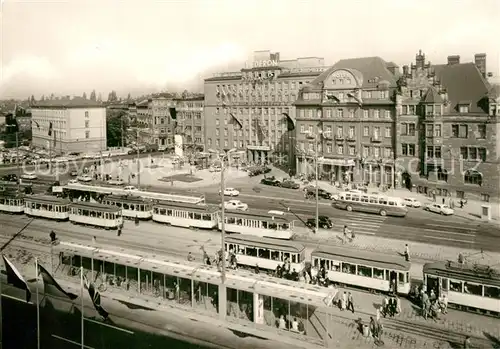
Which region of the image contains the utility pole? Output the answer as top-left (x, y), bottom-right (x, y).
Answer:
top-left (136, 129), bottom-right (140, 189)
top-left (315, 133), bottom-right (319, 233)
top-left (16, 132), bottom-right (20, 192)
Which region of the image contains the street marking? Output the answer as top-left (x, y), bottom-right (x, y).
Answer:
top-left (51, 334), bottom-right (96, 349)
top-left (424, 229), bottom-right (475, 237)
top-left (423, 235), bottom-right (475, 244)
top-left (85, 317), bottom-right (134, 334)
top-left (426, 223), bottom-right (477, 231)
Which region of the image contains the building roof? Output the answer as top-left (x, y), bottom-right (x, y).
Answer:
top-left (487, 84), bottom-right (500, 99)
top-left (422, 86), bottom-right (443, 103)
top-left (33, 97), bottom-right (103, 109)
top-left (309, 56), bottom-right (398, 89)
top-left (136, 99), bottom-right (149, 107)
top-left (432, 62), bottom-right (490, 114)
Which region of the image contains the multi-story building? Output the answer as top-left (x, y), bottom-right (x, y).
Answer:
top-left (204, 50), bottom-right (327, 167)
top-left (396, 51), bottom-right (499, 202)
top-left (173, 95), bottom-right (204, 151)
top-left (31, 97), bottom-right (106, 154)
top-left (294, 57), bottom-right (399, 185)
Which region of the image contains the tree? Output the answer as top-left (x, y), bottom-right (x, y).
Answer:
top-left (106, 110), bottom-right (128, 147)
top-left (107, 90), bottom-right (118, 102)
top-left (50, 93), bottom-right (55, 100)
top-left (41, 95), bottom-right (45, 101)
top-left (182, 89), bottom-right (189, 99)
top-left (83, 92), bottom-right (87, 99)
top-left (127, 93), bottom-right (131, 102)
top-left (90, 90), bottom-right (97, 101)
top-left (97, 93), bottom-right (102, 102)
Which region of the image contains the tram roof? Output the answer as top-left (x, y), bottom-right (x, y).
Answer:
top-left (0, 191), bottom-right (23, 199)
top-left (312, 245), bottom-right (411, 271)
top-left (55, 241), bottom-right (336, 308)
top-left (424, 261), bottom-right (500, 287)
top-left (226, 234), bottom-right (305, 252)
top-left (104, 195), bottom-right (151, 204)
top-left (24, 195), bottom-right (71, 205)
top-left (70, 201), bottom-right (121, 212)
top-left (224, 209), bottom-right (293, 222)
top-left (153, 201), bottom-right (218, 212)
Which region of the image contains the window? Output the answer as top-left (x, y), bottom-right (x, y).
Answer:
top-left (385, 127), bottom-right (391, 138)
top-left (384, 147), bottom-right (391, 158)
top-left (326, 145), bottom-right (332, 153)
top-left (460, 147), bottom-right (468, 159)
top-left (373, 147), bottom-right (380, 157)
top-left (215, 139), bottom-right (220, 147)
top-left (459, 105), bottom-right (469, 113)
top-left (337, 145), bottom-right (344, 154)
top-left (308, 109), bottom-right (313, 118)
top-left (348, 109), bottom-right (355, 118)
top-left (363, 146), bottom-right (369, 157)
top-left (373, 127), bottom-right (380, 138)
top-left (224, 140), bottom-right (228, 147)
top-left (337, 109), bottom-right (343, 118)
top-left (481, 193), bottom-right (490, 202)
top-left (85, 111), bottom-right (89, 118)
top-left (349, 146), bottom-right (355, 155)
top-left (85, 120), bottom-right (89, 128)
top-left (308, 125), bottom-right (313, 133)
top-left (363, 126), bottom-right (369, 136)
top-left (326, 109), bottom-right (332, 118)
top-left (478, 148), bottom-right (487, 161)
top-left (216, 119), bottom-right (220, 126)
top-left (342, 263), bottom-right (356, 274)
top-left (309, 143), bottom-right (314, 151)
top-left (326, 125), bottom-right (332, 134)
top-left (215, 129), bottom-right (220, 137)
top-left (373, 268), bottom-right (384, 279)
top-left (426, 125), bottom-right (434, 137)
top-left (464, 282), bottom-right (482, 296)
top-left (374, 110), bottom-right (380, 118)
top-left (452, 124), bottom-right (468, 138)
top-left (450, 280), bottom-right (463, 292)
top-left (469, 147), bottom-right (477, 160)
top-left (207, 139), bottom-right (212, 147)
top-left (484, 286), bottom-right (500, 299)
top-left (434, 125), bottom-right (441, 137)
top-left (402, 143), bottom-right (415, 156)
top-left (336, 126), bottom-right (343, 138)
top-left (357, 265), bottom-right (372, 277)
top-left (216, 108), bottom-right (220, 115)
top-left (85, 131), bottom-right (90, 139)
top-left (299, 109), bottom-right (305, 118)
top-left (363, 110), bottom-right (368, 118)
top-left (434, 146), bottom-right (441, 158)
top-left (477, 124), bottom-right (486, 139)
top-left (338, 92), bottom-right (344, 100)
top-left (348, 126), bottom-right (355, 138)
top-left (464, 170), bottom-right (482, 185)
top-left (384, 110), bottom-right (391, 119)
top-left (224, 129), bottom-right (228, 136)
top-left (300, 125), bottom-right (305, 133)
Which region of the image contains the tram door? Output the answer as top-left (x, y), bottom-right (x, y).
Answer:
top-left (426, 275), bottom-right (439, 297)
top-left (389, 271), bottom-right (397, 294)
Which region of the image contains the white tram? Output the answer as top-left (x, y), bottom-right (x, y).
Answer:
top-left (69, 202), bottom-right (123, 229)
top-left (24, 195), bottom-right (71, 221)
top-left (0, 193), bottom-right (24, 213)
top-left (423, 261), bottom-right (500, 316)
top-left (220, 210), bottom-right (295, 240)
top-left (152, 201), bottom-right (218, 229)
top-left (102, 195), bottom-right (153, 220)
top-left (311, 246), bottom-right (411, 295)
top-left (224, 234), bottom-right (306, 272)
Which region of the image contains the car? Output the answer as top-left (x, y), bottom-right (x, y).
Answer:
top-left (260, 176), bottom-right (281, 186)
top-left (222, 200), bottom-right (248, 211)
top-left (68, 179), bottom-right (78, 184)
top-left (219, 188), bottom-right (239, 196)
top-left (108, 179), bottom-right (125, 186)
top-left (305, 216), bottom-right (333, 229)
top-left (124, 186), bottom-right (138, 191)
top-left (77, 175), bottom-right (92, 182)
top-left (70, 171), bottom-right (78, 177)
top-left (2, 174), bottom-right (18, 182)
top-left (262, 167), bottom-right (272, 174)
top-left (280, 180), bottom-right (300, 189)
top-left (209, 166), bottom-right (222, 172)
top-left (403, 198), bottom-right (422, 208)
top-left (305, 187), bottom-right (333, 200)
top-left (424, 203), bottom-right (454, 215)
top-left (21, 173), bottom-right (37, 180)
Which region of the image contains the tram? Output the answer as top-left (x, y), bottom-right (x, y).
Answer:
top-left (102, 195), bottom-right (153, 220)
top-left (220, 210), bottom-right (295, 240)
top-left (152, 201), bottom-right (218, 229)
top-left (24, 195), bottom-right (71, 221)
top-left (311, 245), bottom-right (411, 295)
top-left (224, 234), bottom-right (306, 272)
top-left (69, 201), bottom-right (123, 229)
top-left (0, 192), bottom-right (24, 213)
top-left (423, 261), bottom-right (500, 316)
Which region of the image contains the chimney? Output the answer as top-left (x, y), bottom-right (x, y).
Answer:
top-left (447, 55), bottom-right (460, 65)
top-left (403, 65), bottom-right (409, 76)
top-left (474, 53), bottom-right (486, 78)
top-left (415, 49), bottom-right (425, 69)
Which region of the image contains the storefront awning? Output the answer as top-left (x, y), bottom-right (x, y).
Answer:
top-left (318, 158), bottom-right (355, 167)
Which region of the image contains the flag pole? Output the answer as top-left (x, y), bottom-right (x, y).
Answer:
top-left (80, 267), bottom-right (84, 349)
top-left (35, 258), bottom-right (40, 349)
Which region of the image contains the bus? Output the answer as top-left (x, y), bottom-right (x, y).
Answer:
top-left (332, 191), bottom-right (407, 217)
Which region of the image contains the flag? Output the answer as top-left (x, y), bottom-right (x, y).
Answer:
top-left (48, 122), bottom-right (53, 136)
top-left (32, 120), bottom-right (40, 129)
top-left (282, 113), bottom-right (295, 131)
top-left (326, 94), bottom-right (339, 102)
top-left (347, 92), bottom-right (362, 106)
top-left (83, 275), bottom-right (109, 319)
top-left (37, 263), bottom-right (78, 300)
top-left (252, 119), bottom-right (266, 142)
top-left (229, 113), bottom-right (243, 130)
top-left (2, 255), bottom-right (31, 302)
top-left (169, 107), bottom-right (177, 120)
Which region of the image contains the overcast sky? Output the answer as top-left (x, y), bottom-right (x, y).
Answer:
top-left (1, 0), bottom-right (498, 99)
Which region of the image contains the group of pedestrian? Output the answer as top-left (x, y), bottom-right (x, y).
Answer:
top-left (369, 316), bottom-right (384, 341)
top-left (342, 225), bottom-right (355, 244)
top-left (381, 295), bottom-right (401, 317)
top-left (420, 287), bottom-right (448, 320)
top-left (339, 291), bottom-right (355, 313)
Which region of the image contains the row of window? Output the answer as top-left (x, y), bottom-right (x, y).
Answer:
top-left (400, 104), bottom-right (445, 116)
top-left (445, 279), bottom-right (500, 299)
top-left (224, 216), bottom-right (291, 230)
top-left (103, 201), bottom-right (151, 212)
top-left (215, 107), bottom-right (292, 116)
top-left (298, 108), bottom-right (392, 119)
top-left (297, 142), bottom-right (393, 158)
top-left (217, 93), bottom-right (297, 104)
top-left (207, 139), bottom-right (276, 149)
top-left (460, 147), bottom-right (487, 161)
top-left (225, 243), bottom-right (302, 264)
top-left (71, 209), bottom-right (120, 220)
top-left (153, 207), bottom-right (215, 221)
top-left (452, 124), bottom-right (486, 139)
top-left (25, 203), bottom-right (68, 212)
top-left (155, 137), bottom-right (203, 146)
top-left (299, 125), bottom-right (392, 138)
top-left (216, 80), bottom-right (308, 94)
top-left (0, 199), bottom-right (22, 206)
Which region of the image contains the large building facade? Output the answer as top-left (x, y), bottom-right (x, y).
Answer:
top-left (204, 50), bottom-right (327, 166)
top-left (31, 97), bottom-right (106, 154)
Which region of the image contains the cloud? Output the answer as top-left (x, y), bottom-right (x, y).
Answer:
top-left (1, 55), bottom-right (59, 83)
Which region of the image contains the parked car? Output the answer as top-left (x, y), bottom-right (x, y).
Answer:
top-left (21, 173), bottom-right (37, 180)
top-left (305, 187), bottom-right (333, 200)
top-left (2, 174), bottom-right (18, 182)
top-left (124, 186), bottom-right (138, 191)
top-left (70, 171), bottom-right (78, 177)
top-left (260, 176), bottom-right (281, 186)
top-left (68, 179), bottom-right (78, 184)
top-left (403, 198), bottom-right (422, 208)
top-left (77, 175), bottom-right (92, 182)
top-left (280, 180), bottom-right (300, 189)
top-left (222, 200), bottom-right (248, 211)
top-left (108, 179), bottom-right (125, 186)
top-left (305, 216), bottom-right (333, 229)
top-left (220, 188), bottom-right (240, 196)
top-left (424, 203), bottom-right (454, 215)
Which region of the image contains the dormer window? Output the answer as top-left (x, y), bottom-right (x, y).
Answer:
top-left (459, 104), bottom-right (469, 113)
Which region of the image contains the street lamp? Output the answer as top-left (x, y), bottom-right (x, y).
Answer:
top-left (208, 147), bottom-right (236, 320)
top-left (304, 130), bottom-right (330, 233)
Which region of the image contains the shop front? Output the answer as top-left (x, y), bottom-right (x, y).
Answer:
top-left (247, 145), bottom-right (271, 164)
top-left (318, 158), bottom-right (356, 184)
top-left (361, 158), bottom-right (395, 188)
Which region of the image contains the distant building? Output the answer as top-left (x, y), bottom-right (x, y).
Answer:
top-left (31, 97), bottom-right (106, 155)
top-left (204, 50), bottom-right (327, 167)
top-left (173, 95), bottom-right (204, 151)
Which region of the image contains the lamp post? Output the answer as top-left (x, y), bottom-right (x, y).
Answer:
top-left (304, 130), bottom-right (330, 233)
top-left (208, 147), bottom-right (236, 320)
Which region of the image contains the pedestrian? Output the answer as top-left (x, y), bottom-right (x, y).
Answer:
top-left (376, 307), bottom-right (381, 322)
top-left (343, 225), bottom-right (349, 244)
top-left (404, 244), bottom-right (410, 261)
top-left (382, 295), bottom-right (389, 317)
top-left (347, 292), bottom-right (355, 313)
top-left (92, 236), bottom-right (96, 244)
top-left (441, 294), bottom-right (448, 314)
top-left (396, 295), bottom-right (402, 315)
top-left (117, 227), bottom-right (121, 236)
top-left (369, 316), bottom-right (377, 338)
top-left (463, 336), bottom-right (471, 349)
top-left (460, 199), bottom-right (464, 208)
top-left (442, 197), bottom-right (445, 205)
top-left (340, 291), bottom-right (347, 311)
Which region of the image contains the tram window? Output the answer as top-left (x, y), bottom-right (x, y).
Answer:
top-left (379, 198), bottom-right (387, 205)
top-left (388, 201), bottom-right (395, 206)
top-left (282, 252), bottom-right (290, 262)
top-left (342, 263), bottom-right (356, 274)
top-left (246, 247), bottom-right (257, 257)
top-left (291, 254), bottom-right (297, 264)
top-left (262, 221), bottom-right (268, 229)
top-left (357, 265), bottom-right (372, 277)
top-left (345, 194), bottom-right (351, 200)
top-left (450, 280), bottom-right (463, 292)
top-left (329, 261), bottom-right (340, 271)
top-left (271, 251), bottom-right (280, 260)
top-left (484, 286), bottom-right (500, 299)
top-left (117, 202), bottom-right (122, 208)
top-left (186, 212), bottom-right (192, 219)
top-left (281, 223), bottom-right (290, 230)
top-left (167, 209), bottom-right (173, 216)
top-left (361, 196), bottom-right (369, 203)
top-left (464, 282), bottom-right (482, 296)
top-left (202, 214), bottom-right (209, 221)
top-left (406, 272), bottom-right (410, 284)
top-left (269, 222), bottom-right (277, 230)
top-left (351, 195), bottom-right (360, 202)
top-left (398, 272), bottom-right (405, 283)
top-left (373, 268), bottom-right (384, 279)
top-left (369, 197), bottom-right (378, 203)
top-left (236, 218), bottom-right (243, 225)
top-left (123, 203), bottom-right (129, 210)
top-left (154, 207), bottom-right (158, 214)
top-left (259, 248), bottom-right (270, 259)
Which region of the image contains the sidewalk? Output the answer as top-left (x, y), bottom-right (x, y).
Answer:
top-left (295, 226), bottom-right (500, 266)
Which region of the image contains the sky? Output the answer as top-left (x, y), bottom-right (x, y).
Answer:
top-left (0, 0), bottom-right (499, 99)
